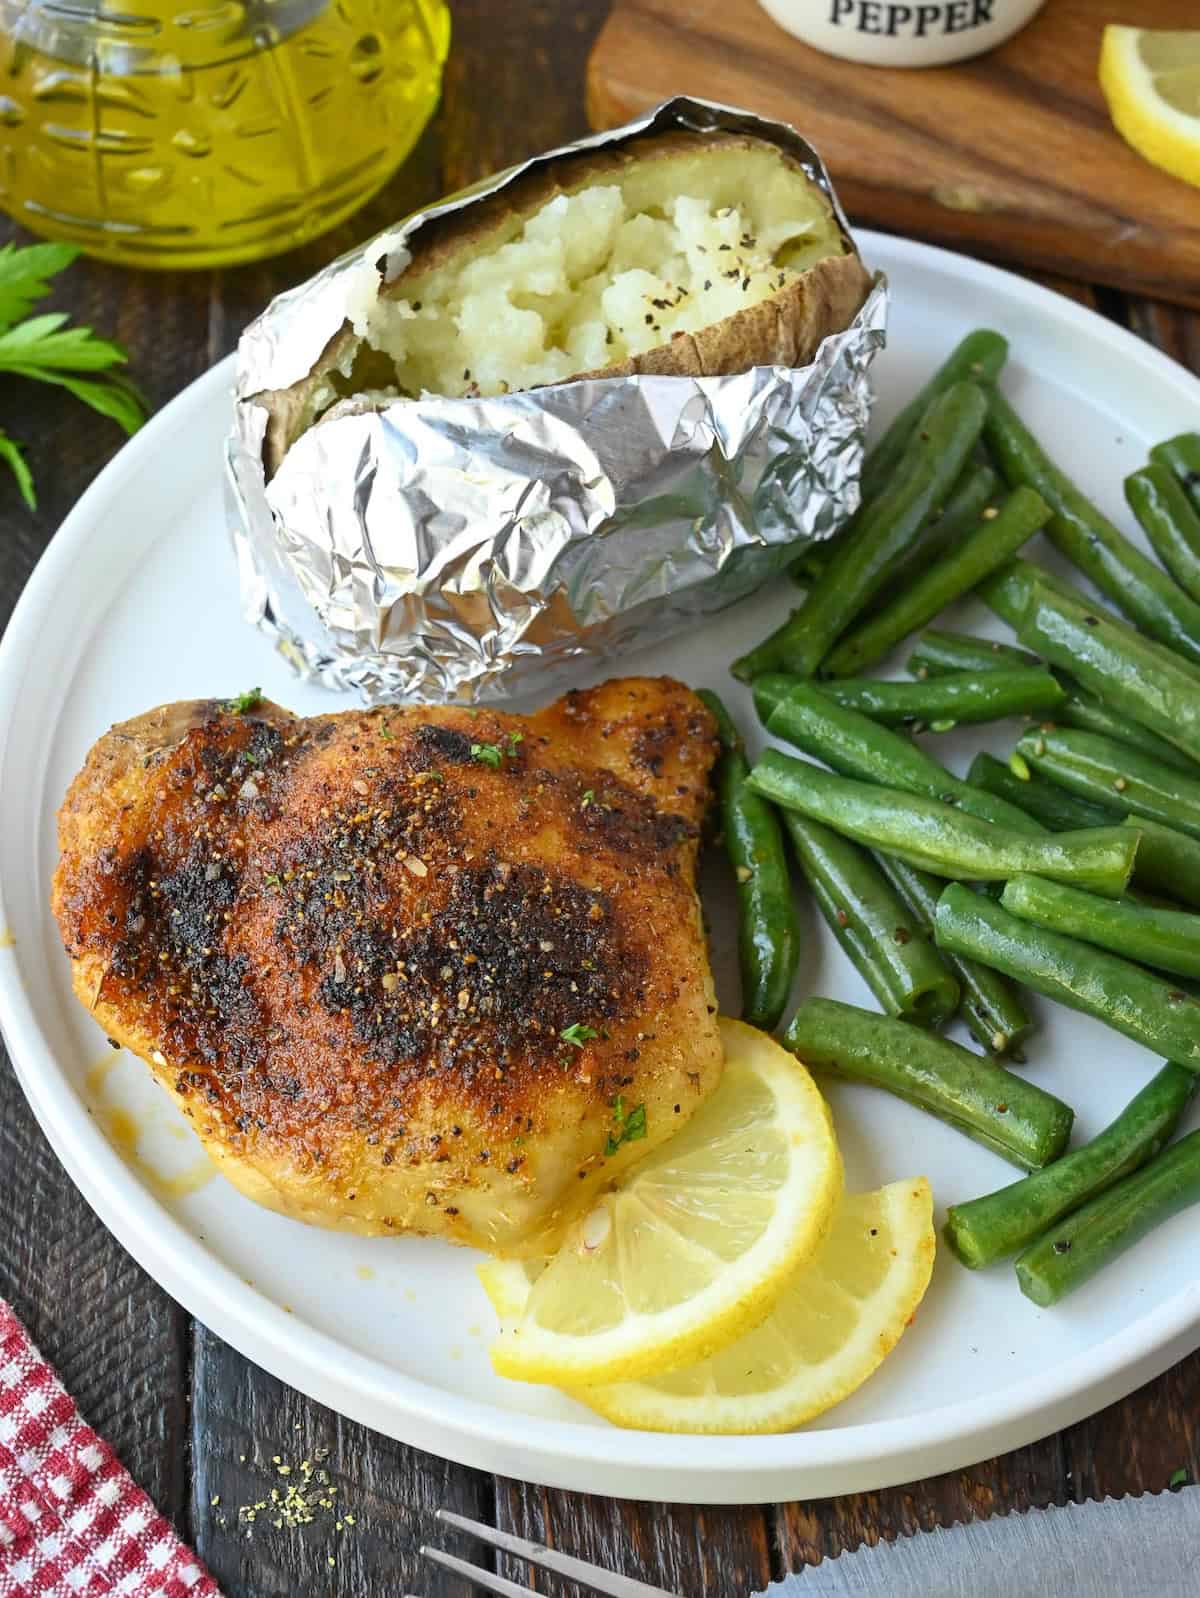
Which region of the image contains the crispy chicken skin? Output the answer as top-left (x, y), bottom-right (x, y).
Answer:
top-left (52, 677), bottom-right (722, 1255)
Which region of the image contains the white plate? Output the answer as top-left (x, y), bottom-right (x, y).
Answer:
top-left (3, 232), bottom-right (1200, 1505)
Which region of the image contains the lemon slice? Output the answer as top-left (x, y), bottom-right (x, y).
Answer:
top-left (480, 1179), bottom-right (935, 1433)
top-left (1100, 27), bottom-right (1200, 189)
top-left (487, 1017), bottom-right (842, 1387)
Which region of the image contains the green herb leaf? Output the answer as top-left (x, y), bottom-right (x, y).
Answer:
top-left (1169, 1467), bottom-right (1190, 1488)
top-left (604, 1095), bottom-right (647, 1156)
top-left (0, 317), bottom-right (134, 373)
top-left (0, 429), bottom-right (35, 509)
top-left (581, 789), bottom-right (595, 809)
top-left (263, 872), bottom-right (281, 888)
top-left (378, 719), bottom-right (394, 740)
top-left (471, 742), bottom-right (504, 768)
top-left (0, 241), bottom-right (79, 332)
top-left (560, 1022), bottom-right (601, 1048)
top-left (0, 242), bottom-right (147, 507)
top-left (20, 367), bottom-right (146, 435)
top-left (604, 1095), bottom-right (626, 1156)
top-left (507, 730), bottom-right (524, 754)
top-left (227, 687), bottom-right (263, 715)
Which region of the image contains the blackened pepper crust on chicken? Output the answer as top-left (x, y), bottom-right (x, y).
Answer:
top-left (52, 676), bottom-right (722, 1256)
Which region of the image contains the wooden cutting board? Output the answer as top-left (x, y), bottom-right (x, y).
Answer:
top-left (587, 0), bottom-right (1200, 307)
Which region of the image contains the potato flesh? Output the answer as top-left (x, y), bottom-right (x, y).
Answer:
top-left (350, 146), bottom-right (845, 400)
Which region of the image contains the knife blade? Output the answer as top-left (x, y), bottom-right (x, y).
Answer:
top-left (760, 1486), bottom-right (1200, 1597)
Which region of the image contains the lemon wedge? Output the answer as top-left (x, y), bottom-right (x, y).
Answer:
top-left (480, 1179), bottom-right (935, 1434)
top-left (1100, 27), bottom-right (1200, 189)
top-left (487, 1017), bottom-right (842, 1387)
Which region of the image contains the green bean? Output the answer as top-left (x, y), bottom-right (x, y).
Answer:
top-left (1150, 432), bottom-right (1200, 516)
top-left (754, 676), bottom-right (1046, 834)
top-left (934, 883), bottom-right (1200, 1069)
top-left (1016, 1128), bottom-right (1200, 1306)
top-left (976, 556), bottom-right (1098, 631)
top-left (968, 751), bottom-right (1120, 833)
top-left (1017, 725), bottom-right (1200, 845)
top-left (697, 690), bottom-right (799, 1031)
top-left (788, 544), bottom-right (834, 588)
top-left (795, 463), bottom-right (1002, 595)
top-left (875, 854), bottom-right (1033, 1055)
top-left (731, 382), bottom-right (989, 681)
top-left (1014, 576), bottom-right (1200, 766)
top-left (985, 389), bottom-right (1200, 666)
top-left (883, 463), bottom-right (1002, 593)
top-left (824, 486), bottom-right (1049, 676)
top-left (977, 782), bottom-right (1200, 912)
top-left (909, 629), bottom-right (1039, 678)
top-left (945, 1062), bottom-right (1197, 1269)
top-left (1061, 711), bottom-right (1189, 788)
top-left (1001, 873), bottom-right (1200, 982)
top-left (1124, 816), bottom-right (1200, 911)
top-left (801, 463), bottom-right (1002, 596)
top-left (1054, 686), bottom-right (1200, 775)
top-left (781, 814), bottom-right (959, 1027)
top-left (784, 997), bottom-right (1073, 1169)
top-left (1126, 462), bottom-right (1200, 607)
top-left (822, 668), bottom-right (1063, 729)
top-left (907, 612), bottom-right (1195, 773)
top-left (859, 331), bottom-right (1008, 500)
top-left (748, 751), bottom-right (1138, 896)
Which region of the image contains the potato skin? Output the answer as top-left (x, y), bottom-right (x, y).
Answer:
top-left (573, 251), bottom-right (869, 385)
top-left (257, 131), bottom-right (871, 476)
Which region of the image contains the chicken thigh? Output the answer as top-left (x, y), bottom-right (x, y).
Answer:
top-left (52, 677), bottom-right (722, 1255)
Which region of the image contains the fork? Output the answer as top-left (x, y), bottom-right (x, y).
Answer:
top-left (418, 1506), bottom-right (682, 1597)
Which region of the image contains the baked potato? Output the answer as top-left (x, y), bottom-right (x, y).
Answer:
top-left (258, 130), bottom-right (871, 476)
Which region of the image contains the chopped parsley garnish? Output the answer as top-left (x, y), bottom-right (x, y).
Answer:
top-left (263, 872), bottom-right (281, 888)
top-left (240, 750), bottom-right (259, 765)
top-left (1169, 1467), bottom-right (1190, 1488)
top-left (472, 733), bottom-right (524, 768)
top-left (378, 719), bottom-right (394, 740)
top-left (560, 1022), bottom-right (601, 1048)
top-left (227, 687), bottom-right (262, 715)
top-left (581, 789), bottom-right (595, 808)
top-left (605, 1096), bottom-right (647, 1157)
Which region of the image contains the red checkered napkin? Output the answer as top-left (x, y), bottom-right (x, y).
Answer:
top-left (0, 1299), bottom-right (221, 1598)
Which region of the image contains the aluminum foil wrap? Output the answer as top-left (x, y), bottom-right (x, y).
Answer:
top-left (228, 96), bottom-right (888, 705)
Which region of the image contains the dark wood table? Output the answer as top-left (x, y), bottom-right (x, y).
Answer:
top-left (2, 4), bottom-right (1198, 1594)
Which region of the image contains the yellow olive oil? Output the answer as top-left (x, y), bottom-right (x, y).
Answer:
top-left (0, 0), bottom-right (450, 267)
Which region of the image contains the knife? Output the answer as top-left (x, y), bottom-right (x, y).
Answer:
top-left (760, 1486), bottom-right (1200, 1596)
